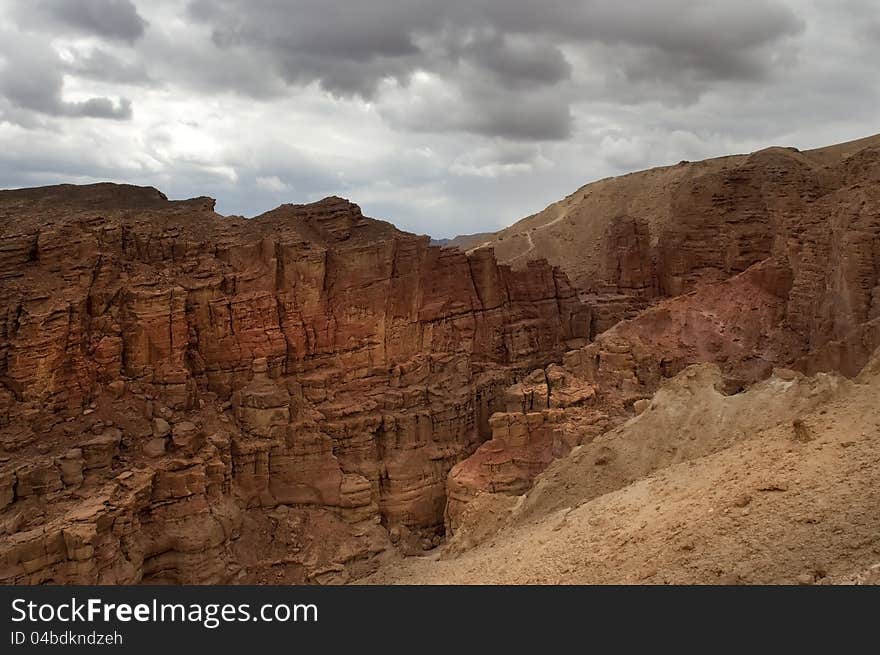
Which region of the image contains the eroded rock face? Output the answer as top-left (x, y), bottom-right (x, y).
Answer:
top-left (374, 349), bottom-right (880, 583)
top-left (444, 140), bottom-right (880, 528)
top-left (0, 185), bottom-right (589, 583)
top-left (443, 258), bottom-right (800, 526)
top-left (4, 135), bottom-right (880, 583)
top-left (444, 362), bottom-right (606, 530)
top-left (460, 138), bottom-right (880, 341)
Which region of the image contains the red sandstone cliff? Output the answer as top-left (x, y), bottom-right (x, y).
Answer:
top-left (458, 135), bottom-right (880, 339)
top-left (0, 185), bottom-right (588, 583)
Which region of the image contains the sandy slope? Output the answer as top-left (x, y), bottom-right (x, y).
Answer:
top-left (451, 133), bottom-right (880, 291)
top-left (368, 350), bottom-right (880, 584)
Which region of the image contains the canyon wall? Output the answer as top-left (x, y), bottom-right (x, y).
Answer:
top-left (445, 140), bottom-right (880, 527)
top-left (0, 185), bottom-right (588, 583)
top-left (2, 135), bottom-right (879, 583)
top-left (460, 136), bottom-right (880, 342)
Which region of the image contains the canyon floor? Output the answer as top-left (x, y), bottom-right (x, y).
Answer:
top-left (369, 352), bottom-right (880, 584)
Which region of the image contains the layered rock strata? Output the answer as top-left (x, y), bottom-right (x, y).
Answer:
top-left (0, 185), bottom-right (588, 583)
top-left (459, 136), bottom-right (880, 341)
top-left (445, 140), bottom-right (880, 527)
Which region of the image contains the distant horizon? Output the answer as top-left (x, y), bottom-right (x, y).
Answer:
top-left (4, 127), bottom-right (877, 240)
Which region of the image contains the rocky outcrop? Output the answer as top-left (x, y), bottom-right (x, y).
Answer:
top-left (459, 135), bottom-right (880, 340)
top-left (444, 137), bottom-right (880, 524)
top-left (445, 364), bottom-right (607, 530)
top-left (0, 185), bottom-right (589, 583)
top-left (371, 347), bottom-right (880, 584)
top-left (443, 256), bottom-right (803, 525)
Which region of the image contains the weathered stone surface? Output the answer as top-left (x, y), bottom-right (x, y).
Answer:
top-left (171, 421), bottom-right (203, 453)
top-left (80, 430), bottom-right (121, 471)
top-left (3, 133), bottom-right (880, 584)
top-left (57, 449), bottom-right (84, 487)
top-left (0, 185), bottom-right (586, 583)
top-left (0, 470), bottom-right (14, 509)
top-left (445, 407), bottom-right (611, 530)
top-left (143, 438), bottom-right (166, 458)
top-left (152, 418), bottom-right (171, 438)
top-left (443, 137), bottom-right (880, 527)
top-left (107, 381), bottom-right (125, 398)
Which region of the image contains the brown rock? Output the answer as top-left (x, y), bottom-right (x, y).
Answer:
top-left (107, 380), bottom-right (126, 398)
top-left (633, 399), bottom-right (650, 415)
top-left (171, 421), bottom-right (203, 452)
top-left (152, 418), bottom-right (171, 438)
top-left (57, 449), bottom-right (84, 487)
top-left (80, 429), bottom-right (122, 471)
top-left (14, 463), bottom-right (63, 498)
top-left (0, 469), bottom-right (15, 509)
top-left (792, 418), bottom-right (814, 443)
top-left (143, 438), bottom-right (166, 458)
top-left (732, 494), bottom-right (752, 508)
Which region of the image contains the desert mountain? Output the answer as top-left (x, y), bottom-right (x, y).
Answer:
top-left (1, 131), bottom-right (879, 585)
top-left (455, 133), bottom-right (880, 334)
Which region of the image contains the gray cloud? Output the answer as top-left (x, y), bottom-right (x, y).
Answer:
top-left (173, 0), bottom-right (802, 139)
top-left (0, 31), bottom-right (133, 122)
top-left (183, 0), bottom-right (801, 94)
top-left (863, 21), bottom-right (880, 42)
top-left (454, 33), bottom-right (571, 88)
top-left (34, 0), bottom-right (148, 42)
top-left (65, 48), bottom-right (155, 86)
top-left (3, 0), bottom-right (800, 140)
top-left (380, 80), bottom-right (574, 141)
top-left (69, 96), bottom-right (132, 119)
top-left (1, 0), bottom-right (878, 239)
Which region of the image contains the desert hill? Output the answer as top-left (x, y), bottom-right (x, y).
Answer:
top-left (454, 133), bottom-right (880, 298)
top-left (368, 346), bottom-right (880, 584)
top-left (1, 131), bottom-right (879, 585)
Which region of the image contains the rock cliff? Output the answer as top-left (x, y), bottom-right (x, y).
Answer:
top-left (444, 136), bottom-right (880, 528)
top-left (457, 134), bottom-right (880, 341)
top-left (0, 185), bottom-right (588, 583)
top-left (3, 132), bottom-right (880, 585)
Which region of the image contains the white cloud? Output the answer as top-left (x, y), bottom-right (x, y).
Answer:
top-left (255, 175), bottom-right (289, 192)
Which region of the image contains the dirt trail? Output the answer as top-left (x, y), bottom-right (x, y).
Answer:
top-left (466, 204), bottom-right (570, 258)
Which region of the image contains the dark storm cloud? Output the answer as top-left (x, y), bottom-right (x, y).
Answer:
top-left (3, 0), bottom-right (802, 138)
top-left (182, 0), bottom-right (803, 91)
top-left (179, 0), bottom-right (802, 138)
top-left (454, 33), bottom-right (571, 88)
top-left (34, 0), bottom-right (148, 43)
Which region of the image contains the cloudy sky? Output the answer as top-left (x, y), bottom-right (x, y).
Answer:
top-left (0, 1), bottom-right (877, 237)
